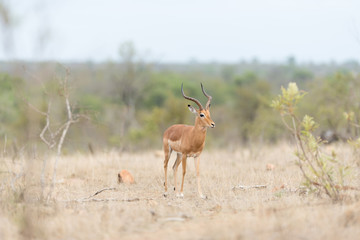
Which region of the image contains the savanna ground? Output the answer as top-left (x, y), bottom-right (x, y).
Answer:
top-left (1, 143), bottom-right (360, 240)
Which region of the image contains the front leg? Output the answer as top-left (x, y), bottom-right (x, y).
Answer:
top-left (194, 156), bottom-right (206, 199)
top-left (179, 154), bottom-right (187, 197)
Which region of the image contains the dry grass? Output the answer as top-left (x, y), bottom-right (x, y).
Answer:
top-left (1, 143), bottom-right (360, 240)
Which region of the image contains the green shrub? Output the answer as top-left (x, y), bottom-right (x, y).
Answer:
top-left (271, 82), bottom-right (351, 201)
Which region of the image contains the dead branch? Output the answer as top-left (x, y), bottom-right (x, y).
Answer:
top-left (63, 197), bottom-right (147, 203)
top-left (79, 187), bottom-right (117, 201)
top-left (232, 184), bottom-right (267, 190)
top-left (49, 69), bottom-right (81, 200)
top-left (65, 187), bottom-right (156, 203)
top-left (76, 197), bottom-right (141, 202)
top-left (39, 101), bottom-right (56, 149)
top-left (24, 98), bottom-right (47, 116)
top-left (22, 97), bottom-right (56, 149)
top-left (24, 66), bottom-right (86, 202)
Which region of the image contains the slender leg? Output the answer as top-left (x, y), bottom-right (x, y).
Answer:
top-left (180, 154), bottom-right (187, 197)
top-left (163, 144), bottom-right (172, 196)
top-left (173, 153), bottom-right (182, 196)
top-left (194, 156), bottom-right (206, 199)
top-left (172, 153), bottom-right (182, 170)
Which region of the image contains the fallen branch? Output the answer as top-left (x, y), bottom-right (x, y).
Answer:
top-left (76, 197), bottom-right (140, 202)
top-left (79, 187), bottom-right (117, 201)
top-left (64, 187), bottom-right (157, 203)
top-left (63, 197), bottom-right (157, 203)
top-left (232, 184), bottom-right (267, 190)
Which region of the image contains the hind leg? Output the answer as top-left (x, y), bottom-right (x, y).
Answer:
top-left (163, 142), bottom-right (172, 196)
top-left (173, 153), bottom-right (182, 196)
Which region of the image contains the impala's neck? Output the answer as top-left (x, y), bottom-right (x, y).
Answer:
top-left (193, 117), bottom-right (208, 133)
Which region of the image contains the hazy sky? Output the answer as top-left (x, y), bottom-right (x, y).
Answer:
top-left (2, 0), bottom-right (360, 63)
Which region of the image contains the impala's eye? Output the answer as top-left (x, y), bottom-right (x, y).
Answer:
top-left (200, 113), bottom-right (205, 118)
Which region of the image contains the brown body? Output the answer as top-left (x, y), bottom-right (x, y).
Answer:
top-left (163, 84), bottom-right (215, 198)
top-left (164, 122), bottom-right (206, 156)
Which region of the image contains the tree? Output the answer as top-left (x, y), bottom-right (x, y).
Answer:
top-left (25, 67), bottom-right (85, 201)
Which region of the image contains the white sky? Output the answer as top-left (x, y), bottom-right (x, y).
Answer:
top-left (1, 0), bottom-right (360, 63)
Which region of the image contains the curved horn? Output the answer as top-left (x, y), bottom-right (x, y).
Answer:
top-left (201, 83), bottom-right (212, 109)
top-left (181, 83), bottom-right (203, 110)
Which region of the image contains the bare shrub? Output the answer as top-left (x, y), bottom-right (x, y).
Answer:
top-left (25, 66), bottom-right (85, 201)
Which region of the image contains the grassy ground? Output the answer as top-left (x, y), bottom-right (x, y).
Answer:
top-left (1, 143), bottom-right (360, 240)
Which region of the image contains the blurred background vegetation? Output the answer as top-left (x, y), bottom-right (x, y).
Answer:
top-left (1, 43), bottom-right (360, 155)
top-left (1, 1), bottom-right (360, 155)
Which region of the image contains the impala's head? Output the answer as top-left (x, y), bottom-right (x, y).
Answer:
top-left (181, 83), bottom-right (215, 128)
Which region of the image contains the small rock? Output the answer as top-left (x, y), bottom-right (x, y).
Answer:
top-left (118, 170), bottom-right (135, 184)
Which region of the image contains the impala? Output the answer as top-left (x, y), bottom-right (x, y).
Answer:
top-left (163, 83), bottom-right (215, 199)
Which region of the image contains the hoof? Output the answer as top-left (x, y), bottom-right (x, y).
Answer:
top-left (163, 192), bottom-right (168, 197)
top-left (176, 193), bottom-right (184, 198)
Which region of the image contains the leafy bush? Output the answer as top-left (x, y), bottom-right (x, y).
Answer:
top-left (271, 82), bottom-right (351, 201)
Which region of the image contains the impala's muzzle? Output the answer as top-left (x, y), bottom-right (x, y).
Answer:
top-left (210, 122), bottom-right (215, 128)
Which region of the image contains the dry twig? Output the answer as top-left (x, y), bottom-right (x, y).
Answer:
top-left (76, 197), bottom-right (141, 202)
top-left (232, 184), bottom-right (267, 190)
top-left (64, 187), bottom-right (157, 203)
top-left (79, 187), bottom-right (117, 201)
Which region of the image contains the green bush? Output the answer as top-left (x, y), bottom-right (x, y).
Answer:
top-left (271, 82), bottom-right (351, 201)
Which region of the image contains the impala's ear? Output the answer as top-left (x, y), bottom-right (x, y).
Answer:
top-left (187, 104), bottom-right (197, 114)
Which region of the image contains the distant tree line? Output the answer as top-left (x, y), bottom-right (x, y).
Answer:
top-left (0, 55), bottom-right (360, 154)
